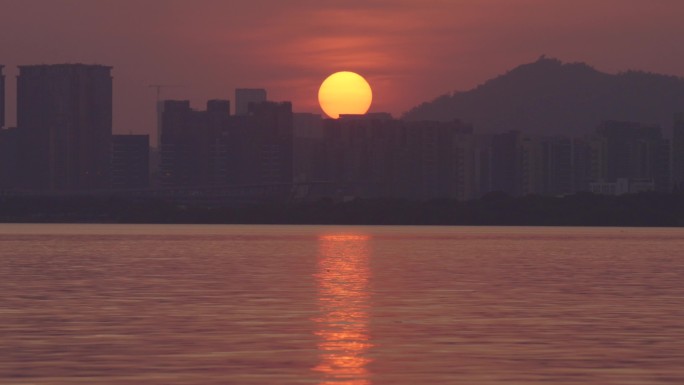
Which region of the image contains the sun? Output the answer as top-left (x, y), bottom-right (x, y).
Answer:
top-left (318, 71), bottom-right (373, 119)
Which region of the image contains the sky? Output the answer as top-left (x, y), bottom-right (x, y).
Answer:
top-left (2, 0), bottom-right (684, 143)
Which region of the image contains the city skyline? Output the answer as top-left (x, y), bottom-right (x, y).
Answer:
top-left (1, 61), bottom-right (678, 200)
top-left (2, 0), bottom-right (684, 139)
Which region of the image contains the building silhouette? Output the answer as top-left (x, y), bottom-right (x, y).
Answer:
top-left (588, 121), bottom-right (670, 194)
top-left (541, 137), bottom-right (575, 196)
top-left (673, 113), bottom-right (684, 190)
top-left (159, 100), bottom-right (231, 188)
top-left (17, 64), bottom-right (112, 190)
top-left (111, 135), bottom-right (150, 189)
top-left (237, 101), bottom-right (293, 185)
top-left (235, 88), bottom-right (266, 116)
top-left (158, 97), bottom-right (293, 189)
top-left (1, 63), bottom-right (681, 201)
top-left (312, 116), bottom-right (474, 200)
top-left (318, 114), bottom-right (402, 198)
top-left (0, 65), bottom-right (4, 129)
top-left (489, 131), bottom-right (520, 196)
top-left (293, 113), bottom-right (325, 184)
top-left (0, 127), bottom-right (25, 189)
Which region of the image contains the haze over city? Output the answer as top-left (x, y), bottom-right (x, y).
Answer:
top-left (4, 2), bottom-right (684, 385)
top-left (2, 0), bottom-right (684, 140)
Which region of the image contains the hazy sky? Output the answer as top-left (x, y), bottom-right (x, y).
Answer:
top-left (2, 0), bottom-right (684, 142)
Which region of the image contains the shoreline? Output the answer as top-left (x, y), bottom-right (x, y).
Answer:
top-left (1, 192), bottom-right (683, 227)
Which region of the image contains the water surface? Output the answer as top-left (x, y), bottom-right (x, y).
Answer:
top-left (1, 224), bottom-right (683, 384)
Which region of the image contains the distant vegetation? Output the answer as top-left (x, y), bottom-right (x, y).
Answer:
top-left (1, 192), bottom-right (683, 227)
top-left (403, 57), bottom-right (684, 136)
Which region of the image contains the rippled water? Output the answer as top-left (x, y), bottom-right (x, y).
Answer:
top-left (1, 224), bottom-right (684, 384)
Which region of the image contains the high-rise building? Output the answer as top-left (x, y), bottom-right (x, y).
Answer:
top-left (673, 113), bottom-right (684, 191)
top-left (158, 100), bottom-right (231, 188)
top-left (235, 88), bottom-right (266, 116)
top-left (0, 127), bottom-right (25, 189)
top-left (541, 137), bottom-right (575, 196)
top-left (17, 64), bottom-right (112, 190)
top-left (519, 135), bottom-right (544, 196)
top-left (0, 65), bottom-right (5, 129)
top-left (111, 135), bottom-right (150, 189)
top-left (592, 120), bottom-right (670, 192)
top-left (159, 100), bottom-right (204, 188)
top-left (320, 115), bottom-right (404, 198)
top-left (239, 101), bottom-right (294, 185)
top-left (293, 113), bottom-right (324, 184)
top-left (490, 131), bottom-right (521, 196)
top-left (317, 116), bottom-right (473, 200)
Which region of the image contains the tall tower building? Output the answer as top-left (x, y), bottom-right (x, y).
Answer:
top-left (673, 113), bottom-right (684, 190)
top-left (490, 131), bottom-right (521, 196)
top-left (0, 65), bottom-right (5, 129)
top-left (18, 64), bottom-right (113, 190)
top-left (594, 120), bottom-right (670, 192)
top-left (235, 88), bottom-right (266, 116)
top-left (158, 100), bottom-right (231, 188)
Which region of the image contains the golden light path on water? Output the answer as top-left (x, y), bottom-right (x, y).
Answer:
top-left (313, 234), bottom-right (373, 385)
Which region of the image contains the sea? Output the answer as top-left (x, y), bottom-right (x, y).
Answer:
top-left (1, 224), bottom-right (683, 385)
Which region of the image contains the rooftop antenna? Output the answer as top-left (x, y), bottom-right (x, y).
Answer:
top-left (148, 84), bottom-right (185, 102)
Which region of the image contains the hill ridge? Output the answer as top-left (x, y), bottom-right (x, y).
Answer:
top-left (402, 57), bottom-right (684, 136)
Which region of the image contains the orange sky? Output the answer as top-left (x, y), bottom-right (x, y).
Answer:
top-left (2, 0), bottom-right (684, 143)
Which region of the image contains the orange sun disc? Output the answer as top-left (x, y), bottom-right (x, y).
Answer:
top-left (318, 71), bottom-right (373, 119)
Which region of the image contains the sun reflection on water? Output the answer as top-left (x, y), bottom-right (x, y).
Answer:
top-left (313, 233), bottom-right (373, 385)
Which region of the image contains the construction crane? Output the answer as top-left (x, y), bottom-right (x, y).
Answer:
top-left (148, 84), bottom-right (185, 102)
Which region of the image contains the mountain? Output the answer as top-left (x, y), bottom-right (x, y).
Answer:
top-left (402, 57), bottom-right (684, 136)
